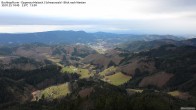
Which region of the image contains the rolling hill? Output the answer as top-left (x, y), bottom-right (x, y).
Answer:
top-left (119, 38), bottom-right (196, 52)
top-left (0, 36), bottom-right (196, 110)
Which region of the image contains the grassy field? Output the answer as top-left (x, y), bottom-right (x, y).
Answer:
top-left (61, 66), bottom-right (91, 79)
top-left (126, 89), bottom-right (143, 93)
top-left (168, 90), bottom-right (181, 97)
top-left (45, 54), bottom-right (64, 67)
top-left (61, 66), bottom-right (78, 73)
top-left (77, 68), bottom-right (91, 79)
top-left (168, 90), bottom-right (191, 99)
top-left (99, 66), bottom-right (116, 76)
top-left (40, 83), bottom-right (70, 100)
top-left (103, 72), bottom-right (132, 86)
top-left (126, 89), bottom-right (143, 95)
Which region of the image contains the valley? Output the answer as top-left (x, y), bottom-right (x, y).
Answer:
top-left (0, 31), bottom-right (196, 110)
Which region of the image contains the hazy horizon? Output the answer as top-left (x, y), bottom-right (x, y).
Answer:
top-left (0, 29), bottom-right (195, 39)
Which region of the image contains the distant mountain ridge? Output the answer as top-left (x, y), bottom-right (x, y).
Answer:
top-left (119, 38), bottom-right (196, 52)
top-left (0, 30), bottom-right (184, 44)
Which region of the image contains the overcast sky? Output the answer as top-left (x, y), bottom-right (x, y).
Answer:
top-left (0, 0), bottom-right (196, 35)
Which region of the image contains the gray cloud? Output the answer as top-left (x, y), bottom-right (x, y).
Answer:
top-left (0, 0), bottom-right (196, 35)
top-left (0, 14), bottom-right (137, 25)
top-left (144, 0), bottom-right (196, 13)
